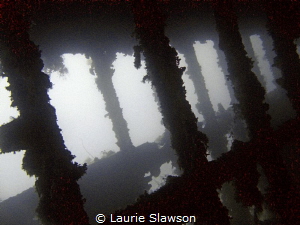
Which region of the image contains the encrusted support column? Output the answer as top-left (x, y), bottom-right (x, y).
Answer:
top-left (133, 1), bottom-right (208, 173)
top-left (183, 45), bottom-right (216, 123)
top-left (182, 45), bottom-right (228, 159)
top-left (266, 2), bottom-right (300, 115)
top-left (0, 7), bottom-right (89, 225)
top-left (262, 2), bottom-right (300, 223)
top-left (91, 51), bottom-right (134, 151)
top-left (212, 1), bottom-right (271, 214)
top-left (131, 1), bottom-right (230, 223)
top-left (213, 2), bottom-right (271, 139)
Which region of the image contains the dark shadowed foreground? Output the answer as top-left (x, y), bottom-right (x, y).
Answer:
top-left (0, 1), bottom-right (299, 224)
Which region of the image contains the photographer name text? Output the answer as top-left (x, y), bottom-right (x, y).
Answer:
top-left (110, 213), bottom-right (196, 223)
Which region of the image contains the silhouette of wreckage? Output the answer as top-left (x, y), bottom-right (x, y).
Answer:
top-left (0, 1), bottom-right (299, 225)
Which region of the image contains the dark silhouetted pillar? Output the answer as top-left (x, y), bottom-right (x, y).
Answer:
top-left (0, 7), bottom-right (89, 225)
top-left (213, 1), bottom-right (271, 139)
top-left (91, 51), bottom-right (134, 151)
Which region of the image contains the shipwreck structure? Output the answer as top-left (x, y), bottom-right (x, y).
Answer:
top-left (0, 1), bottom-right (299, 224)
